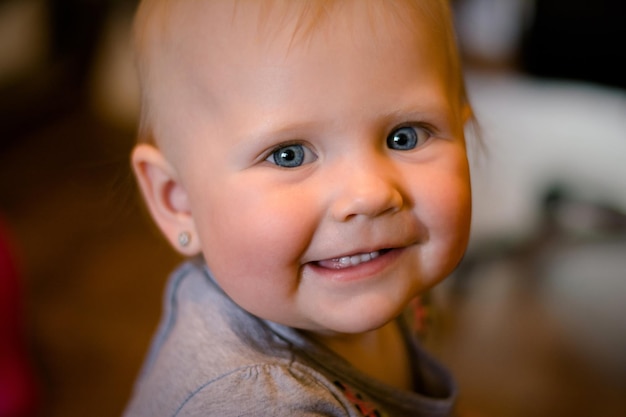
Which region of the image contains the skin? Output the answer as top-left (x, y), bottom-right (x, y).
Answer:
top-left (132, 0), bottom-right (471, 389)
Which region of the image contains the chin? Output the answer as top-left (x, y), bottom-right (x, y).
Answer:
top-left (326, 307), bottom-right (403, 335)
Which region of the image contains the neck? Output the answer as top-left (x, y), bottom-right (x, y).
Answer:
top-left (310, 321), bottom-right (413, 391)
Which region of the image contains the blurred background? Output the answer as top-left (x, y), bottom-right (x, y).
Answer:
top-left (0, 0), bottom-right (624, 416)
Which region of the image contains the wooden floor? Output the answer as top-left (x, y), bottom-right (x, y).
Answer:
top-left (1, 88), bottom-right (625, 417)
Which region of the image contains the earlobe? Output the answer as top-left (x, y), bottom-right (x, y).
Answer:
top-left (131, 144), bottom-right (202, 255)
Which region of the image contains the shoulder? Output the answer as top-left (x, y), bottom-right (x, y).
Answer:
top-left (125, 360), bottom-right (355, 416)
top-left (125, 261), bottom-right (355, 416)
top-left (174, 362), bottom-right (354, 416)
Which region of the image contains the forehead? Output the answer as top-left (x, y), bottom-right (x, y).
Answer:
top-left (137, 0), bottom-right (453, 64)
top-left (136, 0), bottom-right (446, 40)
top-left (135, 0), bottom-right (460, 148)
top-left (137, 0), bottom-right (457, 80)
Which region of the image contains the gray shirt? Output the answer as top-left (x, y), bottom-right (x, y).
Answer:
top-left (124, 258), bottom-right (456, 417)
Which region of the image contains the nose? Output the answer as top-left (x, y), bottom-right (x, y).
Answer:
top-left (329, 158), bottom-right (404, 222)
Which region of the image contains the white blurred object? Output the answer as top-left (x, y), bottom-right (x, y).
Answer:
top-left (466, 71), bottom-right (626, 242)
top-left (461, 71), bottom-right (626, 380)
top-left (454, 0), bottom-right (534, 64)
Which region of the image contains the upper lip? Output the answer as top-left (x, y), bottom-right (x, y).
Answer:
top-left (304, 219), bottom-right (423, 264)
top-left (321, 248), bottom-right (387, 262)
top-left (308, 239), bottom-right (414, 264)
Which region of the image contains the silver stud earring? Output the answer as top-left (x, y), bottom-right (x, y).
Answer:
top-left (178, 231), bottom-right (191, 247)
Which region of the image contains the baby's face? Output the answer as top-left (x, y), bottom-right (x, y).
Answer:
top-left (152, 1), bottom-right (471, 335)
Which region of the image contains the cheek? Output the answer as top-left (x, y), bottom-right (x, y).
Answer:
top-left (194, 183), bottom-right (319, 303)
top-left (416, 165), bottom-right (472, 271)
top-left (439, 180), bottom-right (472, 253)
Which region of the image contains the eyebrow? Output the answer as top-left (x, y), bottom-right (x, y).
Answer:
top-left (378, 96), bottom-right (457, 123)
top-left (239, 84), bottom-right (459, 145)
top-left (245, 119), bottom-right (323, 147)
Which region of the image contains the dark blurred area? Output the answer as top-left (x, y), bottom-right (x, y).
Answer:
top-left (0, 1), bottom-right (625, 417)
top-left (520, 0), bottom-right (626, 91)
top-left (1, 1), bottom-right (181, 416)
top-left (0, 0), bottom-right (134, 142)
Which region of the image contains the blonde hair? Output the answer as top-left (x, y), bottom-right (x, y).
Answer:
top-left (132, 0), bottom-right (469, 145)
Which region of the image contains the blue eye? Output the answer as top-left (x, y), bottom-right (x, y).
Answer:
top-left (267, 143), bottom-right (316, 168)
top-left (387, 126), bottom-right (428, 150)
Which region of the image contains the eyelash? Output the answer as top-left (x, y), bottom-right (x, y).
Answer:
top-left (265, 141), bottom-right (317, 168)
top-left (386, 123), bottom-right (435, 151)
top-left (263, 123), bottom-right (435, 168)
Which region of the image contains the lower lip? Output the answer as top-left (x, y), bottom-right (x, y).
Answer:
top-left (305, 248), bottom-right (406, 283)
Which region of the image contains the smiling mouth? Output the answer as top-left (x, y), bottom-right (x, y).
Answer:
top-left (315, 249), bottom-right (391, 270)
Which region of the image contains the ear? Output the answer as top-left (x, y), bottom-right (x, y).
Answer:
top-left (131, 144), bottom-right (202, 256)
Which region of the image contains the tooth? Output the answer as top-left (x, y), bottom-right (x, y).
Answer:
top-left (328, 251), bottom-right (381, 269)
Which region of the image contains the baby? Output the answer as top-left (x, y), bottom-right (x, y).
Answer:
top-left (125, 0), bottom-right (473, 416)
